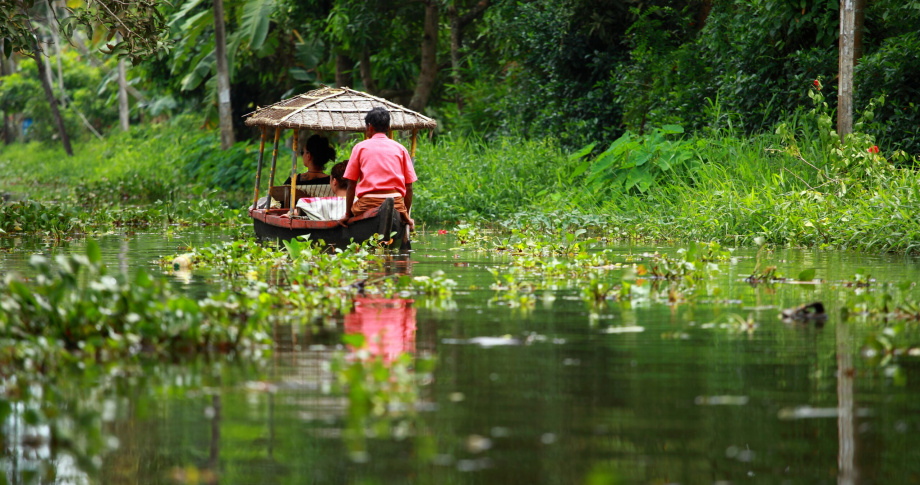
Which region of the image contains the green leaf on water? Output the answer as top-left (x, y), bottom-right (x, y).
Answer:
top-left (135, 267), bottom-right (152, 288)
top-left (685, 241), bottom-right (698, 261)
top-left (86, 239), bottom-right (101, 264)
top-left (342, 333), bottom-right (365, 348)
top-left (797, 268), bottom-right (816, 281)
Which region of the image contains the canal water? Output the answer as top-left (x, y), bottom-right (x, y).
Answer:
top-left (2, 230), bottom-right (920, 484)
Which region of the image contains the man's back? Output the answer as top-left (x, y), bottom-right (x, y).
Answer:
top-left (344, 133), bottom-right (417, 198)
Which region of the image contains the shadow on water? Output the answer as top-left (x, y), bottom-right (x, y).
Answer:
top-left (3, 231), bottom-right (920, 483)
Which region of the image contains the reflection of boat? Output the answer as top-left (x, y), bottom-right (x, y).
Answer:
top-left (243, 87), bottom-right (436, 249)
top-left (344, 298), bottom-right (417, 362)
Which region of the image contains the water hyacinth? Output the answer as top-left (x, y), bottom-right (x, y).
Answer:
top-left (0, 240), bottom-right (272, 370)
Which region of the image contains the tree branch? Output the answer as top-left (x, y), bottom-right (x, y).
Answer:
top-left (458, 0), bottom-right (489, 29)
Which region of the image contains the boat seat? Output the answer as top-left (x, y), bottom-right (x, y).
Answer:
top-left (269, 184), bottom-right (336, 209)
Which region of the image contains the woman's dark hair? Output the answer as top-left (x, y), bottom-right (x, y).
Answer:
top-left (330, 161), bottom-right (348, 187)
top-left (303, 134), bottom-right (336, 168)
top-left (364, 107), bottom-right (390, 132)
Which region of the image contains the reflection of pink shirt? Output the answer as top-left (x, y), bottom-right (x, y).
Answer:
top-left (344, 298), bottom-right (416, 362)
top-left (343, 133), bottom-right (418, 198)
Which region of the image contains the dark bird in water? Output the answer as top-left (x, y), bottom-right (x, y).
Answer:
top-left (781, 301), bottom-right (827, 325)
top-left (350, 278), bottom-right (367, 296)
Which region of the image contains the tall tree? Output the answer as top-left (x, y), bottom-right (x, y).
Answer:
top-left (48, 1), bottom-right (65, 107)
top-left (25, 15), bottom-right (73, 155)
top-left (409, 0), bottom-right (439, 112)
top-left (335, 52), bottom-right (354, 88)
top-left (0, 42), bottom-right (16, 144)
top-left (447, 0), bottom-right (489, 112)
top-left (115, 32), bottom-right (129, 131)
top-left (838, 0), bottom-right (856, 141)
top-left (358, 48), bottom-right (377, 94)
top-left (213, 0), bottom-right (235, 149)
top-left (118, 58), bottom-right (129, 131)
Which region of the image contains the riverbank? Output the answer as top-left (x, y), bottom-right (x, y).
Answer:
top-left (2, 114), bottom-right (918, 253)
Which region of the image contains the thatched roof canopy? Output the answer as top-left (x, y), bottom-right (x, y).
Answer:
top-left (243, 87), bottom-right (437, 132)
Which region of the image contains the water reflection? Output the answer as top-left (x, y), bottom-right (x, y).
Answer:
top-left (5, 235), bottom-right (920, 483)
top-left (345, 298), bottom-right (417, 362)
top-left (837, 320), bottom-right (857, 485)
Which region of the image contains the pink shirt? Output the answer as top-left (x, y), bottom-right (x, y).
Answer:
top-left (343, 133), bottom-right (418, 198)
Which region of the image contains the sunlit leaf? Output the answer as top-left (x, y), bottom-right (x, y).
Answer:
top-left (86, 239), bottom-right (102, 264)
top-left (797, 268), bottom-right (816, 281)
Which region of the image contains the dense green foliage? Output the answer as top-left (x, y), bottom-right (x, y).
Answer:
top-left (5, 0), bottom-right (920, 156)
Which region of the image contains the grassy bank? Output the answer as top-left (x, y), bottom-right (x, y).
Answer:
top-left (3, 109), bottom-right (919, 253)
top-left (413, 88), bottom-right (920, 254)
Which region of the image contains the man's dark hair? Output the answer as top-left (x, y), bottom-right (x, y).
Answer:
top-left (365, 107), bottom-right (390, 132)
top-left (330, 161), bottom-right (348, 187)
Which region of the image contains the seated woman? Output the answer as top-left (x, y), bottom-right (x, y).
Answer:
top-left (283, 134), bottom-right (336, 197)
top-left (294, 161), bottom-right (348, 220)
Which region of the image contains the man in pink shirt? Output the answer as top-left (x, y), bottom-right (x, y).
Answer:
top-left (340, 107), bottom-right (417, 231)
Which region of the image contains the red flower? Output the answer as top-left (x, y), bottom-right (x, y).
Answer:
top-left (868, 145), bottom-right (880, 154)
top-left (813, 79), bottom-right (820, 88)
top-left (437, 229), bottom-right (448, 235)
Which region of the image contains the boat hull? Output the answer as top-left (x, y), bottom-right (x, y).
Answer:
top-left (249, 198), bottom-right (408, 250)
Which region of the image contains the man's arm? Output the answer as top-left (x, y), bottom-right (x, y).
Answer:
top-left (403, 182), bottom-right (415, 232)
top-left (404, 182), bottom-right (413, 213)
top-left (339, 180), bottom-right (356, 226)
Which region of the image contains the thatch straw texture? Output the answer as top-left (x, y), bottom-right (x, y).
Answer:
top-left (243, 87), bottom-right (437, 131)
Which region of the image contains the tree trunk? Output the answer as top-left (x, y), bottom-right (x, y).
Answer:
top-left (34, 49), bottom-right (73, 156)
top-left (0, 41), bottom-right (14, 144)
top-left (335, 53), bottom-right (354, 88)
top-left (359, 49), bottom-right (377, 94)
top-left (697, 0), bottom-right (713, 29)
top-left (50, 19), bottom-right (65, 107)
top-left (214, 0), bottom-right (235, 149)
top-left (853, 0), bottom-right (866, 63)
top-left (446, 1), bottom-right (489, 113)
top-left (118, 58), bottom-right (129, 131)
top-left (410, 1), bottom-right (439, 112)
top-left (837, 0), bottom-right (856, 141)
top-left (448, 5), bottom-right (464, 112)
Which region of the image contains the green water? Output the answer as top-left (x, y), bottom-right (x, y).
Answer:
top-left (3, 230), bottom-right (920, 484)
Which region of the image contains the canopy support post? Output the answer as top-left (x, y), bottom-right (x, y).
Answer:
top-left (269, 127), bottom-right (281, 186)
top-left (252, 127), bottom-right (267, 209)
top-left (410, 129), bottom-right (418, 158)
top-left (289, 130), bottom-right (298, 217)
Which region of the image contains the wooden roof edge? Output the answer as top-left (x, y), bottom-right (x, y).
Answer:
top-left (339, 87), bottom-right (436, 124)
top-left (242, 86), bottom-right (437, 126)
top-left (240, 86), bottom-right (341, 119)
top-left (243, 117), bottom-right (437, 131)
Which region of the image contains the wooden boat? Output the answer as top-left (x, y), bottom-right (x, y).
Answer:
top-left (242, 87), bottom-right (436, 250)
top-left (250, 198), bottom-right (406, 248)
